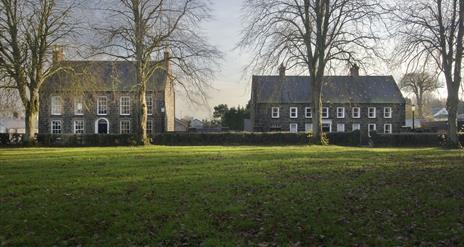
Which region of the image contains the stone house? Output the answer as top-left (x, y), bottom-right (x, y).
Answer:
top-left (38, 49), bottom-right (175, 135)
top-left (250, 65), bottom-right (406, 139)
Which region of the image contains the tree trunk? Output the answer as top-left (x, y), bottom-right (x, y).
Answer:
top-left (23, 90), bottom-right (39, 146)
top-left (136, 67), bottom-right (149, 145)
top-left (446, 88), bottom-right (462, 148)
top-left (311, 77), bottom-right (324, 144)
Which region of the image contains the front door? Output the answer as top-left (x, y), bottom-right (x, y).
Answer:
top-left (97, 119), bottom-right (108, 134)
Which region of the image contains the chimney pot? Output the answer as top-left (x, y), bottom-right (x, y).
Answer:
top-left (279, 63), bottom-right (286, 78)
top-left (350, 64), bottom-right (359, 77)
top-left (52, 46), bottom-right (65, 63)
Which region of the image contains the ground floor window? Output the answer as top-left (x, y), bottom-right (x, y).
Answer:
top-left (337, 123), bottom-right (345, 132)
top-left (352, 123), bottom-right (361, 131)
top-left (289, 123), bottom-right (298, 133)
top-left (322, 123), bottom-right (331, 132)
top-left (305, 123), bottom-right (313, 133)
top-left (74, 120), bottom-right (85, 134)
top-left (368, 123), bottom-right (376, 137)
top-left (147, 119), bottom-right (153, 134)
top-left (120, 120), bottom-right (131, 134)
top-left (51, 120), bottom-right (62, 134)
top-left (384, 124), bottom-right (392, 134)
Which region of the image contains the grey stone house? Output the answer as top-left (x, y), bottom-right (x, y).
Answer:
top-left (39, 50), bottom-right (175, 135)
top-left (250, 65), bottom-right (406, 138)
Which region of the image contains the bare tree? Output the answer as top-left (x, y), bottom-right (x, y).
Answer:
top-left (391, 0), bottom-right (464, 148)
top-left (95, 0), bottom-right (220, 145)
top-left (239, 0), bottom-right (384, 144)
top-left (0, 0), bottom-right (78, 145)
top-left (400, 72), bottom-right (443, 119)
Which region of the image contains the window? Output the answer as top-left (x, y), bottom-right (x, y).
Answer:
top-left (368, 107), bottom-right (376, 118)
top-left (51, 96), bottom-right (63, 115)
top-left (120, 120), bottom-right (130, 134)
top-left (97, 96), bottom-right (108, 115)
top-left (147, 119), bottom-right (153, 134)
top-left (305, 123), bottom-right (313, 133)
top-left (352, 107), bottom-right (361, 118)
top-left (147, 95), bottom-right (153, 115)
top-left (120, 96), bottom-right (131, 115)
top-left (337, 123), bottom-right (345, 132)
top-left (289, 123), bottom-right (298, 133)
top-left (322, 107), bottom-right (329, 118)
top-left (271, 107), bottom-right (280, 118)
top-left (305, 107), bottom-right (312, 118)
top-left (384, 107), bottom-right (392, 118)
top-left (74, 120), bottom-right (84, 134)
top-left (384, 124), bottom-right (392, 134)
top-left (290, 107), bottom-right (298, 118)
top-left (368, 123), bottom-right (377, 137)
top-left (74, 97), bottom-right (84, 115)
top-left (352, 123), bottom-right (361, 131)
top-left (322, 123), bottom-right (332, 132)
top-left (51, 120), bottom-right (62, 134)
top-left (337, 107), bottom-right (345, 118)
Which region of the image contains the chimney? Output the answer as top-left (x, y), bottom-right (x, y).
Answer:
top-left (52, 46), bottom-right (65, 63)
top-left (279, 63), bottom-right (286, 78)
top-left (164, 49), bottom-right (171, 76)
top-left (350, 64), bottom-right (359, 77)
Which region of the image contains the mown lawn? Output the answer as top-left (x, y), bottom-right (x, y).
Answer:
top-left (0, 146), bottom-right (463, 246)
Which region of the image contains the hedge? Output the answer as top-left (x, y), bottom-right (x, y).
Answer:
top-left (36, 134), bottom-right (137, 147)
top-left (152, 131), bottom-right (361, 146)
top-left (370, 132), bottom-right (464, 147)
top-left (0, 133), bottom-right (24, 146)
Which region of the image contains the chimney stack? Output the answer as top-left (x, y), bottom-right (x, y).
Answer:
top-left (350, 64), bottom-right (359, 77)
top-left (164, 49), bottom-right (171, 75)
top-left (52, 46), bottom-right (65, 63)
top-left (279, 63), bottom-right (286, 78)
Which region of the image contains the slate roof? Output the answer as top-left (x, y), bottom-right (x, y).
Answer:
top-left (44, 60), bottom-right (168, 92)
top-left (252, 75), bottom-right (405, 104)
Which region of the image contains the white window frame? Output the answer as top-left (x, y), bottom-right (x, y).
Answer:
top-left (289, 123), bottom-right (298, 133)
top-left (305, 107), bottom-right (312, 118)
top-left (368, 107), bottom-right (376, 118)
top-left (51, 96), bottom-right (63, 116)
top-left (322, 122), bottom-right (332, 132)
top-left (384, 107), bottom-right (392, 118)
top-left (147, 95), bottom-right (153, 115)
top-left (271, 107), bottom-right (280, 118)
top-left (51, 120), bottom-right (62, 134)
top-left (120, 120), bottom-right (131, 134)
top-left (289, 107), bottom-right (298, 118)
top-left (305, 123), bottom-right (313, 133)
top-left (73, 120), bottom-right (85, 134)
top-left (337, 123), bottom-right (345, 132)
top-left (120, 96), bottom-right (131, 116)
top-left (97, 96), bottom-right (108, 115)
top-left (352, 123), bottom-right (361, 131)
top-left (147, 119), bottom-right (153, 134)
top-left (352, 107), bottom-right (361, 119)
top-left (368, 123), bottom-right (377, 137)
top-left (74, 97), bottom-right (84, 115)
top-left (384, 123), bottom-right (392, 134)
top-left (337, 107), bottom-right (345, 118)
top-left (322, 107), bottom-right (329, 119)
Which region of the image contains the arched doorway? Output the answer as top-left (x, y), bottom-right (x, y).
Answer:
top-left (95, 118), bottom-right (109, 134)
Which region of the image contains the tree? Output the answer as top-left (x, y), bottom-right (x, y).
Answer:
top-left (391, 0), bottom-right (464, 148)
top-left (213, 104), bottom-right (250, 131)
top-left (239, 0), bottom-right (383, 144)
top-left (0, 0), bottom-right (78, 145)
top-left (213, 104), bottom-right (229, 120)
top-left (399, 72), bottom-right (443, 119)
top-left (96, 0), bottom-right (220, 145)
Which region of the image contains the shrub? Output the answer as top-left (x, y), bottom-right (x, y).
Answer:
top-left (0, 133), bottom-right (9, 146)
top-left (37, 134), bottom-right (137, 147)
top-left (370, 132), bottom-right (448, 147)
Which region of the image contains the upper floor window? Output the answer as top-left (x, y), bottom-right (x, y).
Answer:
top-left (97, 96), bottom-right (108, 115)
top-left (120, 120), bottom-right (130, 134)
top-left (322, 107), bottom-right (329, 118)
top-left (51, 96), bottom-right (63, 115)
top-left (51, 120), bottom-right (62, 134)
top-left (305, 107), bottom-right (312, 118)
top-left (120, 96), bottom-right (131, 115)
top-left (147, 95), bottom-right (153, 115)
top-left (290, 107), bottom-right (298, 118)
top-left (352, 107), bottom-right (361, 118)
top-left (147, 119), bottom-right (153, 134)
top-left (384, 107), bottom-right (392, 118)
top-left (74, 97), bottom-right (84, 115)
top-left (337, 107), bottom-right (345, 118)
top-left (368, 107), bottom-right (376, 118)
top-left (271, 107), bottom-right (280, 118)
top-left (74, 120), bottom-right (84, 134)
top-left (384, 124), bottom-right (392, 134)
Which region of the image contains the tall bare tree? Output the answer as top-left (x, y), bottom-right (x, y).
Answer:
top-left (239, 0), bottom-right (383, 144)
top-left (0, 0), bottom-right (78, 145)
top-left (96, 0), bottom-right (220, 145)
top-left (400, 72), bottom-right (443, 119)
top-left (391, 0), bottom-right (464, 148)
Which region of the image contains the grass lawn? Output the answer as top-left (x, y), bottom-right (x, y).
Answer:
top-left (0, 146), bottom-right (464, 246)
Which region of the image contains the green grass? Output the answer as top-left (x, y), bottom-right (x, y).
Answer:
top-left (0, 146), bottom-right (463, 246)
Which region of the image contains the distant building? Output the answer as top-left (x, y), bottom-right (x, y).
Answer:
top-left (189, 119), bottom-right (204, 129)
top-left (432, 107), bottom-right (448, 121)
top-left (0, 117), bottom-right (36, 134)
top-left (175, 118), bottom-right (189, 132)
top-left (250, 65), bottom-right (406, 139)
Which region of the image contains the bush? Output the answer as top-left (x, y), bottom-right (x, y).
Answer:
top-left (152, 131), bottom-right (361, 146)
top-left (0, 133), bottom-right (24, 146)
top-left (370, 132), bottom-right (449, 147)
top-left (0, 133), bottom-right (10, 145)
top-left (37, 134), bottom-right (137, 147)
